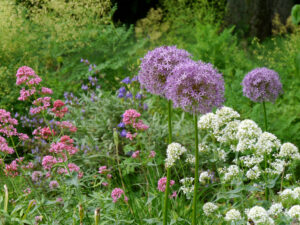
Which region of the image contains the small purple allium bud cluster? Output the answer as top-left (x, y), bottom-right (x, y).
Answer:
top-left (242, 67), bottom-right (283, 103)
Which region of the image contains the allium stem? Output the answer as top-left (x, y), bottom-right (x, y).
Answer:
top-left (192, 114), bottom-right (199, 225)
top-left (163, 100), bottom-right (173, 225)
top-left (262, 101), bottom-right (268, 131)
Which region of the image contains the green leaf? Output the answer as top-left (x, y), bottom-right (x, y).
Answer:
top-left (291, 5), bottom-right (300, 25)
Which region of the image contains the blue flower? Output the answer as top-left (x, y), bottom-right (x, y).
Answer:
top-left (118, 122), bottom-right (125, 128)
top-left (131, 76), bottom-right (138, 82)
top-left (135, 93), bottom-right (142, 100)
top-left (120, 129), bottom-right (127, 137)
top-left (81, 84), bottom-right (88, 90)
top-left (118, 87), bottom-right (126, 98)
top-left (121, 77), bottom-right (131, 84)
top-left (126, 92), bottom-right (133, 99)
top-left (143, 103), bottom-right (148, 111)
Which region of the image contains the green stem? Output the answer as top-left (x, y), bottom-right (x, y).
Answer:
top-left (262, 101), bottom-right (268, 131)
top-left (163, 100), bottom-right (173, 225)
top-left (192, 114), bottom-right (199, 225)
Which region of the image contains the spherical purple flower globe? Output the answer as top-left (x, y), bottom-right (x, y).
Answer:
top-left (138, 46), bottom-right (191, 96)
top-left (242, 67), bottom-right (283, 103)
top-left (165, 60), bottom-right (225, 114)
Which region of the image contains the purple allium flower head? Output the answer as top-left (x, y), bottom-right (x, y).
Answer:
top-left (165, 60), bottom-right (225, 114)
top-left (138, 46), bottom-right (192, 96)
top-left (121, 77), bottom-right (131, 84)
top-left (242, 67), bottom-right (283, 103)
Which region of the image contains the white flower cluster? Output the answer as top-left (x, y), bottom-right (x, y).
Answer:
top-left (278, 143), bottom-right (300, 160)
top-left (224, 209), bottom-right (241, 221)
top-left (246, 165), bottom-right (261, 180)
top-left (265, 159), bottom-right (286, 175)
top-left (279, 188), bottom-right (299, 201)
top-left (216, 120), bottom-right (240, 144)
top-left (246, 206), bottom-right (274, 225)
top-left (268, 203), bottom-right (283, 216)
top-left (287, 205), bottom-right (300, 221)
top-left (222, 165), bottom-right (240, 182)
top-left (198, 143), bottom-right (209, 153)
top-left (165, 142), bottom-right (187, 168)
top-left (198, 113), bottom-right (218, 131)
top-left (236, 120), bottom-right (262, 152)
top-left (215, 148), bottom-right (227, 162)
top-left (199, 171), bottom-right (211, 183)
top-left (240, 155), bottom-right (264, 168)
top-left (180, 177), bottom-right (194, 198)
top-left (215, 106), bottom-right (240, 126)
top-left (203, 202), bottom-right (218, 216)
top-left (185, 154), bottom-right (195, 164)
top-left (255, 132), bottom-right (281, 155)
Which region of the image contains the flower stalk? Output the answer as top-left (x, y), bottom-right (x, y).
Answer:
top-left (192, 114), bottom-right (199, 225)
top-left (163, 100), bottom-right (173, 225)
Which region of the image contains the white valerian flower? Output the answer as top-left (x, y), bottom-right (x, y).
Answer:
top-left (203, 202), bottom-right (218, 216)
top-left (247, 206), bottom-right (273, 225)
top-left (224, 165), bottom-right (240, 182)
top-left (198, 113), bottom-right (219, 132)
top-left (185, 154), bottom-right (195, 164)
top-left (255, 132), bottom-right (281, 155)
top-left (198, 143), bottom-right (209, 153)
top-left (265, 159), bottom-right (286, 175)
top-left (287, 205), bottom-right (300, 220)
top-left (240, 155), bottom-right (264, 168)
top-left (225, 209), bottom-right (241, 221)
top-left (179, 177), bottom-right (194, 198)
top-left (246, 165), bottom-right (261, 180)
top-left (268, 203), bottom-right (283, 216)
top-left (215, 106), bottom-right (240, 126)
top-left (293, 187), bottom-right (300, 197)
top-left (216, 120), bottom-right (240, 144)
top-left (279, 189), bottom-right (298, 201)
top-left (199, 171), bottom-right (210, 183)
top-left (285, 174), bottom-right (292, 180)
top-left (215, 148), bottom-right (227, 162)
top-left (236, 120), bottom-right (262, 152)
top-left (165, 143), bottom-right (187, 168)
top-left (279, 143), bottom-right (300, 159)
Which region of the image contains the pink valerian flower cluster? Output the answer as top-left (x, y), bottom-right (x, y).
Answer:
top-left (49, 180), bottom-right (60, 189)
top-left (55, 121), bottom-right (77, 133)
top-left (31, 171), bottom-right (43, 182)
top-left (122, 109), bottom-right (149, 141)
top-left (149, 151), bottom-right (156, 158)
top-left (0, 136), bottom-right (14, 154)
top-left (33, 127), bottom-right (56, 139)
top-left (0, 109), bottom-right (28, 140)
top-left (16, 66), bottom-right (42, 86)
top-left (132, 150), bottom-right (140, 158)
top-left (23, 188), bottom-right (31, 195)
top-left (49, 135), bottom-right (79, 156)
top-left (98, 166), bottom-right (109, 174)
top-left (157, 177), bottom-right (175, 192)
top-left (111, 188), bottom-right (128, 203)
top-left (42, 155), bottom-right (60, 170)
top-left (4, 157), bottom-right (24, 177)
top-left (30, 97), bottom-right (51, 115)
top-left (18, 87), bottom-right (36, 101)
top-left (41, 87), bottom-right (53, 95)
top-left (51, 100), bottom-right (68, 118)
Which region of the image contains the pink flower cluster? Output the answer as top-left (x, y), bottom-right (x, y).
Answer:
top-left (41, 87), bottom-right (53, 95)
top-left (30, 97), bottom-right (51, 115)
top-left (98, 166), bottom-right (109, 174)
top-left (122, 109), bottom-right (149, 141)
top-left (16, 66), bottom-right (42, 86)
top-left (49, 135), bottom-right (79, 156)
top-left (31, 171), bottom-right (43, 182)
top-left (18, 87), bottom-right (36, 101)
top-left (157, 177), bottom-right (175, 192)
top-left (55, 121), bottom-right (77, 133)
top-left (132, 150), bottom-right (140, 158)
top-left (4, 157), bottom-right (24, 177)
top-left (51, 100), bottom-right (68, 118)
top-left (49, 180), bottom-right (59, 189)
top-left (0, 109), bottom-right (28, 140)
top-left (0, 136), bottom-right (14, 154)
top-left (149, 151), bottom-right (156, 158)
top-left (111, 188), bottom-right (128, 203)
top-left (33, 127), bottom-right (55, 139)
